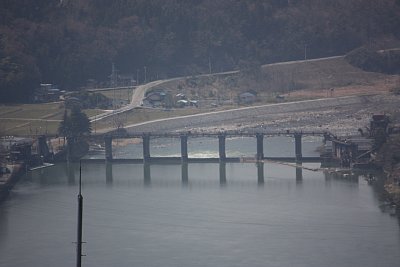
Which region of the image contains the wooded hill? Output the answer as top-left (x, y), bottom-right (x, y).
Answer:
top-left (1, 0), bottom-right (400, 102)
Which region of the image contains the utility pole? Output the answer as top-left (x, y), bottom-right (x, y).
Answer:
top-left (136, 69), bottom-right (140, 85)
top-left (111, 63), bottom-right (117, 88)
top-left (208, 55), bottom-right (212, 74)
top-left (304, 44), bottom-right (308, 60)
top-left (94, 94), bottom-right (97, 134)
top-left (76, 162), bottom-right (84, 267)
top-left (111, 63), bottom-right (118, 110)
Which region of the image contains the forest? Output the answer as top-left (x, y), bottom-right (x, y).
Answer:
top-left (1, 0), bottom-right (400, 102)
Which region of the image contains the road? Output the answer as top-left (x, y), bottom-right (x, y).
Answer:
top-left (90, 79), bottom-right (169, 122)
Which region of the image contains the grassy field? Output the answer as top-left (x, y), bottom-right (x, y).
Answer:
top-left (94, 108), bottom-right (205, 133)
top-left (0, 102), bottom-right (63, 136)
top-left (99, 88), bottom-right (132, 101)
top-left (0, 102), bottom-right (106, 136)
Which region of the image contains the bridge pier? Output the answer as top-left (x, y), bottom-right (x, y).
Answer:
top-left (218, 133), bottom-right (226, 161)
top-left (105, 136), bottom-right (113, 161)
top-left (142, 134), bottom-right (151, 162)
top-left (180, 134), bottom-right (188, 162)
top-left (294, 133), bottom-right (302, 162)
top-left (256, 133), bottom-right (264, 161)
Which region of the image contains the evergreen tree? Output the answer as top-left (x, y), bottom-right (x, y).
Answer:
top-left (58, 107), bottom-right (91, 139)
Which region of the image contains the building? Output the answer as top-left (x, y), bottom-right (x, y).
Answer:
top-left (34, 84), bottom-right (63, 103)
top-left (238, 92), bottom-right (256, 104)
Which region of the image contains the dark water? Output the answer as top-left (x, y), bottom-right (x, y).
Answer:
top-left (0, 138), bottom-right (399, 267)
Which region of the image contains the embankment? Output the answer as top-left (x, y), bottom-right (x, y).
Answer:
top-left (124, 94), bottom-right (380, 134)
top-left (0, 163), bottom-right (25, 202)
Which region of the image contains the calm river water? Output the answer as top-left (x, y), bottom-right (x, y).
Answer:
top-left (0, 137), bottom-right (399, 267)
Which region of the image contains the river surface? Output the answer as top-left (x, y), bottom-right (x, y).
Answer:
top-left (0, 137), bottom-right (399, 267)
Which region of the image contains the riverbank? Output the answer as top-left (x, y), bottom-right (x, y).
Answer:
top-left (122, 93), bottom-right (400, 137)
top-left (379, 134), bottom-right (400, 207)
top-left (0, 163), bottom-right (24, 202)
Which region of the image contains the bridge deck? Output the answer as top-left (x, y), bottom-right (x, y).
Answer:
top-left (81, 156), bottom-right (323, 164)
top-left (100, 130), bottom-right (331, 139)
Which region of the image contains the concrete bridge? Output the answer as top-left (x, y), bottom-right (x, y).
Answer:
top-left (89, 130), bottom-right (334, 163)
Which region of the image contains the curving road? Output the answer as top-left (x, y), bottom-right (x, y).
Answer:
top-left (89, 79), bottom-right (169, 122)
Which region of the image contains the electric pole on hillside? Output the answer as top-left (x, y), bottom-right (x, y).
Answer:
top-left (111, 63), bottom-right (119, 109)
top-left (208, 55), bottom-right (212, 74)
top-left (304, 44), bottom-right (308, 60)
top-left (111, 63), bottom-right (118, 88)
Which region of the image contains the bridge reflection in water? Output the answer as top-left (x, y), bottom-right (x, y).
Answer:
top-left (99, 162), bottom-right (305, 186)
top-left (64, 161), bottom-right (364, 189)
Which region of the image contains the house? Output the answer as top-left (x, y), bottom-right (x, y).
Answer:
top-left (176, 93), bottom-right (186, 100)
top-left (118, 74), bottom-right (136, 86)
top-left (189, 100), bottom-right (198, 107)
top-left (238, 92), bottom-right (256, 104)
top-left (34, 84), bottom-right (63, 103)
top-left (370, 114), bottom-right (389, 137)
top-left (176, 99), bottom-right (189, 108)
top-left (143, 89), bottom-right (168, 107)
top-left (147, 92), bottom-right (165, 101)
top-left (176, 99), bottom-right (198, 108)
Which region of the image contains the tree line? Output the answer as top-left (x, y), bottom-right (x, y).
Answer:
top-left (1, 0), bottom-right (400, 103)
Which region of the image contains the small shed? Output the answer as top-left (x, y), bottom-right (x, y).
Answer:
top-left (238, 92), bottom-right (256, 104)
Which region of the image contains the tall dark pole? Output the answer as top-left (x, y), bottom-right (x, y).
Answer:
top-left (76, 162), bottom-right (83, 267)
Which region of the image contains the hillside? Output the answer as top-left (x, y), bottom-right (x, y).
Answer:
top-left (156, 56), bottom-right (399, 105)
top-left (1, 0), bottom-right (400, 102)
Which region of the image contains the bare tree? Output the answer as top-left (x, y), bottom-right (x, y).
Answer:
top-left (0, 121), bottom-right (6, 162)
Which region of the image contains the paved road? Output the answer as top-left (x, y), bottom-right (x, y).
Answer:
top-left (90, 80), bottom-right (169, 122)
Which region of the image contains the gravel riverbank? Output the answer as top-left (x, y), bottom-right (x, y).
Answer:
top-left (125, 94), bottom-right (400, 137)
